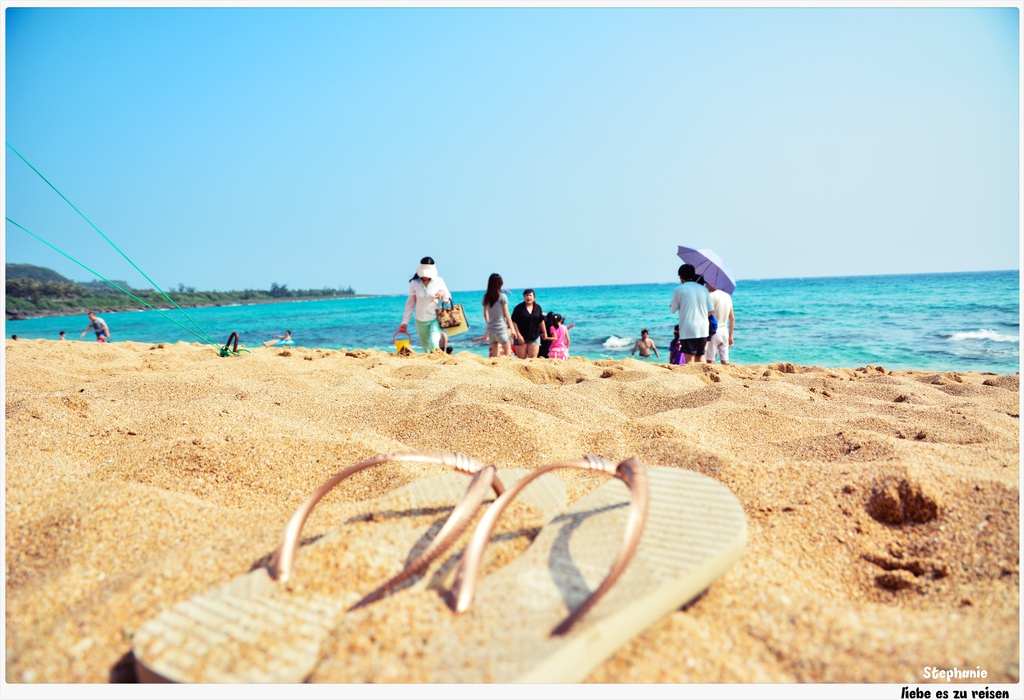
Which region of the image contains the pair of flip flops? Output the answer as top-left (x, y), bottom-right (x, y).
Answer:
top-left (132, 452), bottom-right (747, 683)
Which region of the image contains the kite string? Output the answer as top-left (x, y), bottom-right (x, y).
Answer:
top-left (6, 216), bottom-right (224, 350)
top-left (5, 141), bottom-right (220, 347)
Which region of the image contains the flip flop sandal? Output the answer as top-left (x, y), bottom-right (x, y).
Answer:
top-left (310, 456), bottom-right (747, 683)
top-left (132, 451), bottom-right (567, 683)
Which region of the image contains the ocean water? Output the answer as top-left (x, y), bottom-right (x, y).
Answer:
top-left (6, 270), bottom-right (1020, 374)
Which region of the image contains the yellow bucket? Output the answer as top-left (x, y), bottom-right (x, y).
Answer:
top-left (393, 330), bottom-right (412, 353)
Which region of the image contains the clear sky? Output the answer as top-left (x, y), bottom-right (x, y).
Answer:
top-left (4, 3), bottom-right (1020, 296)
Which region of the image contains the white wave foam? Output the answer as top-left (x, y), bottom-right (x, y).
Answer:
top-left (949, 329), bottom-right (1019, 344)
top-left (603, 335), bottom-right (633, 349)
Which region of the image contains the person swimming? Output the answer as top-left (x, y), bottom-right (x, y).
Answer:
top-left (263, 330), bottom-right (294, 346)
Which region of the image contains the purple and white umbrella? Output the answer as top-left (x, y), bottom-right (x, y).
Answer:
top-left (676, 246), bottom-right (736, 295)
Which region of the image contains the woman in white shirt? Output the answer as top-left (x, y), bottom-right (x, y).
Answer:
top-left (398, 257), bottom-right (451, 352)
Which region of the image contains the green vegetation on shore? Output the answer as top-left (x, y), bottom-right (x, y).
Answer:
top-left (6, 264), bottom-right (359, 319)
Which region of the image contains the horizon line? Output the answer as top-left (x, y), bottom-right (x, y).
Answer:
top-left (7, 263), bottom-right (1018, 297)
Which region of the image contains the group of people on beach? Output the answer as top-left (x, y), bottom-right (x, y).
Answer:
top-left (668, 263), bottom-right (735, 365)
top-left (618, 264), bottom-right (741, 366)
top-left (60, 258), bottom-right (735, 364)
top-left (626, 265), bottom-right (735, 366)
top-left (398, 258), bottom-right (571, 359)
top-left (478, 273), bottom-right (571, 359)
top-left (396, 257), bottom-right (735, 364)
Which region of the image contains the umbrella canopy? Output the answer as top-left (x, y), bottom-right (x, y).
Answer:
top-left (676, 246), bottom-right (736, 295)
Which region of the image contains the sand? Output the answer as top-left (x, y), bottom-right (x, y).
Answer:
top-left (4, 339), bottom-right (1019, 684)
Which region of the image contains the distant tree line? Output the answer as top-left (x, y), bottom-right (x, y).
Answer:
top-left (266, 282), bottom-right (356, 298)
top-left (6, 264), bottom-right (358, 318)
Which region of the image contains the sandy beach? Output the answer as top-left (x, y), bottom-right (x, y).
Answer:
top-left (4, 338), bottom-right (1019, 684)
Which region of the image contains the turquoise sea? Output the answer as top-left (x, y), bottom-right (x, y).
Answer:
top-left (6, 270), bottom-right (1020, 374)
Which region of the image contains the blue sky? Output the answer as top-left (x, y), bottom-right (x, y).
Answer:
top-left (4, 4), bottom-right (1020, 296)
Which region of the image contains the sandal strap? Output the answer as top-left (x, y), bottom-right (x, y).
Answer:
top-left (350, 465), bottom-right (497, 610)
top-left (269, 451), bottom-right (503, 585)
top-left (451, 456), bottom-right (649, 636)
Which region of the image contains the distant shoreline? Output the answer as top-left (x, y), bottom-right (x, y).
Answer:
top-left (5, 294), bottom-right (381, 322)
top-left (7, 269), bottom-right (1017, 322)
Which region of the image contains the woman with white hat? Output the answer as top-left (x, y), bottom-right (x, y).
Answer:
top-left (398, 256), bottom-right (452, 352)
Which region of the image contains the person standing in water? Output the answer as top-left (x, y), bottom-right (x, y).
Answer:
top-left (398, 256), bottom-right (451, 353)
top-left (630, 329), bottom-right (660, 359)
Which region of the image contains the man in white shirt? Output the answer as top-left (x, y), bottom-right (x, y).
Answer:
top-left (669, 264), bottom-right (712, 364)
top-left (706, 284), bottom-right (735, 364)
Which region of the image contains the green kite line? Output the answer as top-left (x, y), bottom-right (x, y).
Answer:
top-left (5, 216), bottom-right (239, 352)
top-left (6, 142), bottom-right (220, 348)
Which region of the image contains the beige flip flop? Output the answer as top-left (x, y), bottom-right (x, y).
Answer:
top-left (132, 451), bottom-right (566, 683)
top-left (311, 456), bottom-right (747, 683)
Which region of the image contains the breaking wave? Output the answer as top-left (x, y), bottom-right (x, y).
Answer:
top-left (949, 329), bottom-right (1019, 344)
top-left (603, 335), bottom-right (633, 349)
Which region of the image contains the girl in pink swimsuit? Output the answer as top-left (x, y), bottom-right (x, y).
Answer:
top-left (545, 314), bottom-right (570, 360)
